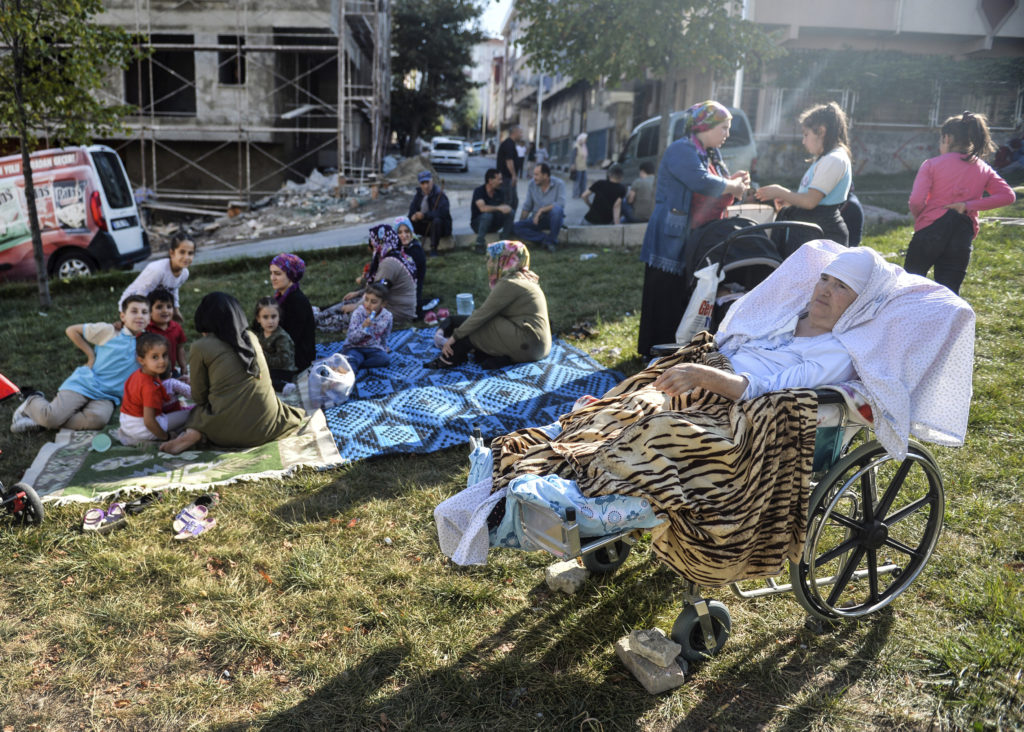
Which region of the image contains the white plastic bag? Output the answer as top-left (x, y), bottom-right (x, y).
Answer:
top-left (306, 353), bottom-right (355, 409)
top-left (675, 263), bottom-right (724, 344)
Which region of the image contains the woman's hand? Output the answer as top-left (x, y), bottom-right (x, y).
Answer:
top-left (652, 363), bottom-right (748, 400)
top-left (342, 290), bottom-right (361, 301)
top-left (441, 336), bottom-right (455, 359)
top-left (945, 202), bottom-right (967, 215)
top-left (341, 302), bottom-right (357, 315)
top-left (754, 184), bottom-right (790, 203)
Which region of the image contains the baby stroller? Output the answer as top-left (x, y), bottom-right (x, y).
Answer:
top-left (675, 219), bottom-right (824, 342)
top-left (0, 373), bottom-right (44, 526)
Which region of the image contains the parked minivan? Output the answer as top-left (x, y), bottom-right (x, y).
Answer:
top-left (618, 107), bottom-right (758, 184)
top-left (0, 145), bottom-right (150, 281)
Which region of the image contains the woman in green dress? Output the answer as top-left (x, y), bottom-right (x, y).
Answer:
top-left (425, 240), bottom-right (551, 370)
top-left (160, 292), bottom-right (305, 454)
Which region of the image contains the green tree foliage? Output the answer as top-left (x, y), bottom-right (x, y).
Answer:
top-left (516, 0), bottom-right (780, 155)
top-left (391, 0), bottom-right (482, 152)
top-left (0, 0), bottom-right (139, 307)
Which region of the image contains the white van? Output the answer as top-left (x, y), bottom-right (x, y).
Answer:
top-left (0, 145), bottom-right (150, 281)
top-left (618, 107), bottom-right (758, 184)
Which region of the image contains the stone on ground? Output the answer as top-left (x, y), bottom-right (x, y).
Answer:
top-left (614, 637), bottom-right (687, 694)
top-left (544, 560), bottom-right (589, 594)
top-left (628, 628), bottom-right (682, 668)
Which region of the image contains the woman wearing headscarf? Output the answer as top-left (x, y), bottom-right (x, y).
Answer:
top-left (269, 253), bottom-right (315, 372)
top-left (393, 215), bottom-right (427, 310)
top-left (637, 100), bottom-right (751, 358)
top-left (160, 292), bottom-right (305, 454)
top-left (425, 240), bottom-right (551, 370)
top-left (315, 224), bottom-right (418, 332)
top-left (572, 133), bottom-right (589, 199)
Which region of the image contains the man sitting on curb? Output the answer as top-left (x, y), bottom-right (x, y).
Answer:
top-left (623, 160), bottom-right (655, 223)
top-left (583, 164), bottom-right (627, 226)
top-left (512, 163), bottom-right (566, 253)
top-left (408, 170), bottom-right (452, 256)
top-left (471, 168), bottom-right (514, 253)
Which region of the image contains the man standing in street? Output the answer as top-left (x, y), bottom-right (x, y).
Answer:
top-left (408, 170), bottom-right (452, 256)
top-left (513, 163), bottom-right (566, 253)
top-left (470, 168), bottom-right (513, 253)
top-left (496, 125), bottom-right (522, 219)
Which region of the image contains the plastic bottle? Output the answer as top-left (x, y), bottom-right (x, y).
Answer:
top-left (579, 253), bottom-right (598, 261)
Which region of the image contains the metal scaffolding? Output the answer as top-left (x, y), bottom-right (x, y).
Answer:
top-left (99, 0), bottom-right (390, 207)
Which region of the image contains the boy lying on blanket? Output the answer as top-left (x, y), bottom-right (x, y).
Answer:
top-left (481, 242), bottom-right (974, 585)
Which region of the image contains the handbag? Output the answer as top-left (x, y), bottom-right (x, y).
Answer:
top-left (569, 166), bottom-right (578, 181)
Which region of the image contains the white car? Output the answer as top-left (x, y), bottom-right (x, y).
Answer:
top-left (430, 137), bottom-right (469, 172)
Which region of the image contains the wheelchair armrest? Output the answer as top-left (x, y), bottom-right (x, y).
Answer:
top-left (813, 388), bottom-right (846, 405)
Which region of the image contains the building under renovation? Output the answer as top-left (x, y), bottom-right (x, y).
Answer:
top-left (97, 0), bottom-right (390, 207)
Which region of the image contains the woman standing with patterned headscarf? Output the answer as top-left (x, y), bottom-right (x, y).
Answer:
top-left (269, 252), bottom-right (316, 372)
top-left (425, 240), bottom-right (550, 370)
top-left (637, 100), bottom-right (751, 358)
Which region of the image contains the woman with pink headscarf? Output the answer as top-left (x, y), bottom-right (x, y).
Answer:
top-left (425, 241), bottom-right (550, 370)
top-left (637, 100), bottom-right (751, 358)
top-left (269, 252), bottom-right (315, 372)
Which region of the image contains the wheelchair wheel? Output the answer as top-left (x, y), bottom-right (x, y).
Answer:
top-left (671, 600), bottom-right (731, 662)
top-left (4, 482), bottom-right (44, 525)
top-left (581, 539), bottom-right (632, 575)
top-left (791, 440), bottom-right (943, 621)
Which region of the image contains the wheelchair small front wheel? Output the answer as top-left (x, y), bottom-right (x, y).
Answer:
top-left (671, 600), bottom-right (731, 662)
top-left (581, 539), bottom-right (632, 575)
top-left (4, 482), bottom-right (44, 525)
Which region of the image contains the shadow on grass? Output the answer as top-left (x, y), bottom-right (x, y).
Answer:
top-left (220, 560), bottom-right (682, 729)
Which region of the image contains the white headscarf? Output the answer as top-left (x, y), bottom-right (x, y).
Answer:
top-left (718, 240), bottom-right (975, 459)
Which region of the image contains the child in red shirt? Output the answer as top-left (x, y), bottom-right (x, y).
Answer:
top-left (147, 287), bottom-right (188, 379)
top-left (117, 333), bottom-right (191, 445)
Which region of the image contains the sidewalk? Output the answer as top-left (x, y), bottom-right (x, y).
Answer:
top-left (180, 167), bottom-right (609, 268)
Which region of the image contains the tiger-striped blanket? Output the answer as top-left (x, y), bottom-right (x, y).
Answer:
top-left (490, 332), bottom-right (818, 586)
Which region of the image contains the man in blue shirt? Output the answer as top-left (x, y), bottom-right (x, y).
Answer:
top-left (512, 163), bottom-right (566, 253)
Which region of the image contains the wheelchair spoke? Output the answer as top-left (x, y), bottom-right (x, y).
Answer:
top-left (859, 467), bottom-right (876, 518)
top-left (874, 457), bottom-right (913, 520)
top-left (883, 535), bottom-right (924, 559)
top-left (827, 512), bottom-right (862, 532)
top-left (814, 535), bottom-right (859, 569)
top-left (885, 495), bottom-right (933, 525)
top-left (867, 549), bottom-right (879, 602)
top-left (827, 545), bottom-right (866, 607)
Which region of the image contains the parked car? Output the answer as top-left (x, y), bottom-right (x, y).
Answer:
top-left (429, 137), bottom-right (470, 172)
top-left (470, 141), bottom-right (485, 156)
top-left (0, 145), bottom-right (150, 282)
top-left (617, 107), bottom-right (758, 184)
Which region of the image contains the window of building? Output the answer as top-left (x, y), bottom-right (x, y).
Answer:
top-left (218, 35), bottom-right (246, 85)
top-left (125, 34), bottom-right (197, 116)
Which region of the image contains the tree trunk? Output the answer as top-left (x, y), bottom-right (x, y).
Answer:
top-left (11, 33), bottom-right (51, 309)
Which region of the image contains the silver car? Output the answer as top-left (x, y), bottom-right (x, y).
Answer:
top-left (430, 137), bottom-right (469, 172)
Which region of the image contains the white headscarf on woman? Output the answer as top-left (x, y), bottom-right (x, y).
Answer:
top-left (717, 240), bottom-right (975, 459)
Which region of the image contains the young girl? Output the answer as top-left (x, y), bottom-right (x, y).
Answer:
top-left (904, 111), bottom-right (1016, 295)
top-left (252, 297), bottom-right (296, 391)
top-left (12, 295), bottom-right (152, 433)
top-left (118, 333), bottom-right (191, 445)
top-left (341, 281), bottom-right (393, 372)
top-left (120, 234), bottom-right (196, 322)
top-left (756, 102), bottom-right (853, 251)
top-left (147, 287), bottom-right (187, 378)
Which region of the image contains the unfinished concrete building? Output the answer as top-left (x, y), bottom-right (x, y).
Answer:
top-left (97, 0), bottom-right (390, 207)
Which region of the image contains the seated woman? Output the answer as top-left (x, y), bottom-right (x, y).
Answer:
top-left (269, 253), bottom-right (316, 373)
top-left (393, 216), bottom-right (426, 311)
top-left (160, 292), bottom-right (305, 454)
top-left (755, 102), bottom-right (853, 253)
top-left (425, 241), bottom-right (551, 370)
top-left (487, 243), bottom-right (973, 586)
top-left (315, 224), bottom-right (417, 332)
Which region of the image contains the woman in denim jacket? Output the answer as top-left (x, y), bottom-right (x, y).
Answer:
top-left (637, 101), bottom-right (749, 358)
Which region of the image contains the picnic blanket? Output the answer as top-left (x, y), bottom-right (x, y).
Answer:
top-left (315, 329), bottom-right (623, 462)
top-left (22, 410), bottom-right (342, 504)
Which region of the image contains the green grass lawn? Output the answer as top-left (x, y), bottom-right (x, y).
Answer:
top-left (0, 208), bottom-right (1022, 729)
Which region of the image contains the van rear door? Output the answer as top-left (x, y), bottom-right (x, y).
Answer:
top-left (88, 148), bottom-right (145, 256)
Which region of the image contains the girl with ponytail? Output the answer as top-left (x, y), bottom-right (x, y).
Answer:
top-left (904, 111), bottom-right (1015, 294)
top-left (756, 101), bottom-right (855, 252)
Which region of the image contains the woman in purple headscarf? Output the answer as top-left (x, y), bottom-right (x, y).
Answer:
top-left (269, 252), bottom-right (316, 371)
top-left (637, 100), bottom-right (751, 358)
top-left (314, 224), bottom-right (418, 333)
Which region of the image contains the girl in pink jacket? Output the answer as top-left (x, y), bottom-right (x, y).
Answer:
top-left (905, 111), bottom-right (1015, 294)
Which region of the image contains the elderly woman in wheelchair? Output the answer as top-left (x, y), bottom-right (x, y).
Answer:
top-left (436, 240), bottom-right (975, 662)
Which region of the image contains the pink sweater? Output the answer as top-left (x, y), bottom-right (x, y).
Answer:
top-left (909, 152), bottom-right (1015, 236)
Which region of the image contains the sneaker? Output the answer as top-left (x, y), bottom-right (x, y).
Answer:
top-left (10, 397), bottom-right (41, 434)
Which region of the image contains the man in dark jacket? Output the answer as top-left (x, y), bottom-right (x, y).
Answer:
top-left (409, 170), bottom-right (453, 256)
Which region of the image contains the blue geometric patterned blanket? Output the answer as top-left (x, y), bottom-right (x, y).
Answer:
top-left (315, 329), bottom-right (622, 462)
